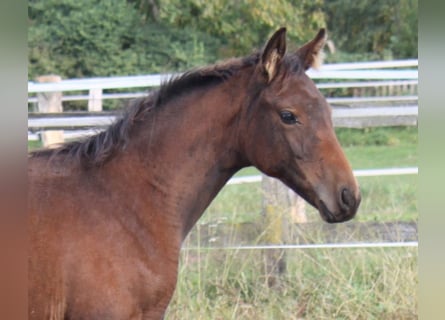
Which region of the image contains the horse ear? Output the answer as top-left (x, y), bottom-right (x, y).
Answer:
top-left (296, 28), bottom-right (327, 70)
top-left (260, 27), bottom-right (287, 82)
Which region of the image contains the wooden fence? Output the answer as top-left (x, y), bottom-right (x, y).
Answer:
top-left (27, 59), bottom-right (418, 144)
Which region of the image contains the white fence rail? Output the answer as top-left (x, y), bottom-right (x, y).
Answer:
top-left (28, 59), bottom-right (418, 141)
top-left (184, 241), bottom-right (418, 251)
top-left (27, 79), bottom-right (418, 104)
top-left (27, 59), bottom-right (418, 94)
top-left (227, 167), bottom-right (418, 186)
top-left (313, 59), bottom-right (418, 70)
top-left (27, 69), bottom-right (418, 94)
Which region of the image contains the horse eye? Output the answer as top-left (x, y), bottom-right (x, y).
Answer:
top-left (279, 111), bottom-right (299, 125)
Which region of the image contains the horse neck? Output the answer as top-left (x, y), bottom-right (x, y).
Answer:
top-left (108, 75), bottom-right (250, 240)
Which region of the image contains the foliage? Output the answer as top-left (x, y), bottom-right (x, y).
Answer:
top-left (28, 0), bottom-right (220, 80)
top-left (28, 0), bottom-right (140, 79)
top-left (390, 0), bottom-right (418, 58)
top-left (324, 0), bottom-right (418, 61)
top-left (28, 1), bottom-right (418, 79)
top-left (131, 23), bottom-right (221, 73)
top-left (153, 0), bottom-right (326, 57)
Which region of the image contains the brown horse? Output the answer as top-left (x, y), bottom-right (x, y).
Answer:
top-left (29, 28), bottom-right (360, 319)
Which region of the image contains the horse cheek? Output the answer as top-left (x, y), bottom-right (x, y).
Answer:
top-left (254, 122), bottom-right (289, 175)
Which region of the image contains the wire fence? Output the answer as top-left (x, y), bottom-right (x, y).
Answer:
top-left (227, 167), bottom-right (418, 185)
top-left (183, 241), bottom-right (418, 251)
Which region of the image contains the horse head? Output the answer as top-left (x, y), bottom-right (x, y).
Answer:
top-left (241, 28), bottom-right (361, 223)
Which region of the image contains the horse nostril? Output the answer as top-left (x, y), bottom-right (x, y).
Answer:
top-left (341, 188), bottom-right (356, 209)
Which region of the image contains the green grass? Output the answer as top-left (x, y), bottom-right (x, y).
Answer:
top-left (335, 126), bottom-right (417, 148)
top-left (167, 247), bottom-right (417, 319)
top-left (356, 175), bottom-right (417, 222)
top-left (345, 144), bottom-right (417, 169)
top-left (28, 140), bottom-right (42, 151)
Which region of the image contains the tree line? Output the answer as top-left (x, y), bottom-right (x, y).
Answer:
top-left (28, 0), bottom-right (417, 80)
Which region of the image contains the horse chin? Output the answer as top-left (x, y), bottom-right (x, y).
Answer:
top-left (279, 173), bottom-right (356, 224)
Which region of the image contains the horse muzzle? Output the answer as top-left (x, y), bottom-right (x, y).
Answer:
top-left (318, 187), bottom-right (361, 223)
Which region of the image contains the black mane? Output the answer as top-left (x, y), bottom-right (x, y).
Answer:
top-left (155, 54), bottom-right (259, 107)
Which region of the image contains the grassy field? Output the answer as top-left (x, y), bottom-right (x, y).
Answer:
top-left (28, 140), bottom-right (42, 150)
top-left (167, 247), bottom-right (417, 319)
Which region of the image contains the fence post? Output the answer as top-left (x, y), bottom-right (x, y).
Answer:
top-left (88, 88), bottom-right (103, 111)
top-left (36, 75), bottom-right (64, 148)
top-left (289, 190), bottom-right (307, 224)
top-left (261, 175), bottom-right (306, 288)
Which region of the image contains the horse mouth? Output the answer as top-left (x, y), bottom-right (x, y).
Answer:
top-left (318, 200), bottom-right (355, 224)
top-left (281, 171), bottom-right (359, 224)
